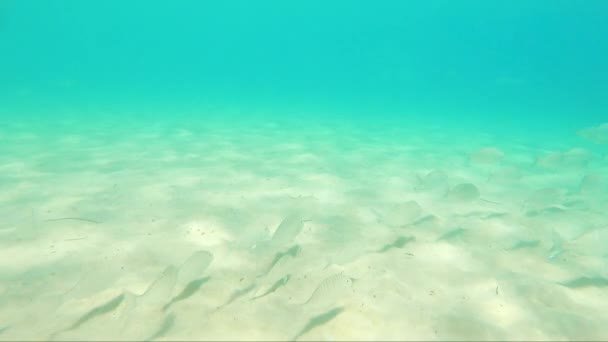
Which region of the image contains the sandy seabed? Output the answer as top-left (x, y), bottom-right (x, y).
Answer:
top-left (0, 116), bottom-right (607, 341)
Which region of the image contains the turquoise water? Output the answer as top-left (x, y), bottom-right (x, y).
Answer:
top-left (2, 1), bottom-right (607, 125)
top-left (1, 1), bottom-right (607, 340)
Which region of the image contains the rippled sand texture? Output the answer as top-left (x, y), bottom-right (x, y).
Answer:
top-left (1, 117), bottom-right (607, 341)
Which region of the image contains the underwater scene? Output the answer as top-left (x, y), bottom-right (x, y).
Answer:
top-left (1, 1), bottom-right (607, 340)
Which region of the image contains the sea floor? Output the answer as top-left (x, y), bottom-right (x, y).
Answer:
top-left (0, 114), bottom-right (607, 341)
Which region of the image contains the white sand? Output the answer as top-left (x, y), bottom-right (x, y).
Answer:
top-left (0, 116), bottom-right (607, 341)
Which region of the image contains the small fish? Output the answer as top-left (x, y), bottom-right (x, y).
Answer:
top-left (504, 239), bottom-right (540, 251)
top-left (69, 293), bottom-right (125, 330)
top-left (258, 245), bottom-right (301, 278)
top-left (163, 276), bottom-right (210, 311)
top-left (144, 313), bottom-right (176, 341)
top-left (253, 274), bottom-right (291, 300)
top-left (177, 250), bottom-right (213, 287)
top-left (141, 266), bottom-right (178, 306)
top-left (292, 306), bottom-right (344, 341)
top-left (270, 215), bottom-right (304, 248)
top-left (0, 326), bottom-right (9, 335)
top-left (376, 236), bottom-right (415, 253)
top-left (50, 293), bottom-right (125, 339)
top-left (44, 217), bottom-right (101, 224)
top-left (559, 276), bottom-right (608, 288)
top-left (437, 227), bottom-right (465, 241)
top-left (219, 283), bottom-right (258, 308)
top-left (484, 212), bottom-right (508, 219)
top-left (548, 232), bottom-right (565, 260)
top-left (304, 274), bottom-right (354, 306)
top-left (402, 214), bottom-right (437, 228)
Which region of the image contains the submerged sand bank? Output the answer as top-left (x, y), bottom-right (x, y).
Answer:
top-left (0, 116), bottom-right (606, 340)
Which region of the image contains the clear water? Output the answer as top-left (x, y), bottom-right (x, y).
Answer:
top-left (1, 1), bottom-right (607, 340)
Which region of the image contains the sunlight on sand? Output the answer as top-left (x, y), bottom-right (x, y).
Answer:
top-left (0, 118), bottom-right (607, 340)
